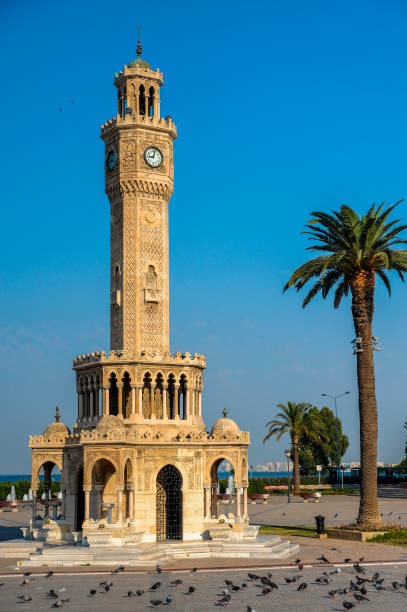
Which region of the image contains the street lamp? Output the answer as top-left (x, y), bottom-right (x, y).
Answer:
top-left (285, 449), bottom-right (291, 503)
top-left (321, 391), bottom-right (350, 487)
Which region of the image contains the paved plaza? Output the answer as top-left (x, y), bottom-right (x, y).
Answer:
top-left (1, 564), bottom-right (407, 611)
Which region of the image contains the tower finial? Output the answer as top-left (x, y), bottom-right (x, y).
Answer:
top-left (55, 406), bottom-right (60, 423)
top-left (222, 407), bottom-right (228, 418)
top-left (136, 26), bottom-right (142, 57)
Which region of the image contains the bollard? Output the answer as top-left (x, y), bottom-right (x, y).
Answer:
top-left (315, 515), bottom-right (327, 538)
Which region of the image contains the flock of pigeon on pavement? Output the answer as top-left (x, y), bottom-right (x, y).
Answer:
top-left (3, 556), bottom-right (407, 609)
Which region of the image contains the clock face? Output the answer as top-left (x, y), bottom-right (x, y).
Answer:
top-left (144, 146), bottom-right (163, 168)
top-left (107, 150), bottom-right (116, 171)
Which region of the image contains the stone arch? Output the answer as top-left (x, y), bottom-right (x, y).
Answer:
top-left (147, 460), bottom-right (189, 493)
top-left (155, 464), bottom-right (183, 541)
top-left (90, 457), bottom-right (119, 523)
top-left (86, 454), bottom-right (120, 486)
top-left (206, 454), bottom-right (238, 484)
top-left (108, 372), bottom-right (119, 416)
top-left (122, 371), bottom-right (131, 418)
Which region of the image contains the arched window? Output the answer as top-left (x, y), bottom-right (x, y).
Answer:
top-left (148, 86), bottom-right (155, 117)
top-left (109, 373), bottom-right (118, 416)
top-left (139, 84), bottom-right (146, 115)
top-left (146, 265), bottom-right (157, 289)
top-left (155, 373), bottom-right (164, 419)
top-left (114, 264), bottom-right (121, 291)
top-left (142, 372), bottom-right (152, 418)
top-left (179, 374), bottom-right (187, 420)
top-left (167, 374), bottom-right (175, 419)
top-left (122, 372), bottom-right (131, 418)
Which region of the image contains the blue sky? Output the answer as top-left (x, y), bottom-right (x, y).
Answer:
top-left (1, 0), bottom-right (407, 472)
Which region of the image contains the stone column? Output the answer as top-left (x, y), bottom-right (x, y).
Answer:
top-left (117, 385), bottom-right (123, 418)
top-left (94, 386), bottom-right (100, 417)
top-left (117, 487), bottom-right (124, 523)
top-left (243, 485), bottom-right (248, 519)
top-left (198, 391), bottom-right (202, 416)
top-left (83, 485), bottom-right (91, 521)
top-left (137, 386), bottom-right (143, 415)
top-left (127, 484), bottom-right (135, 520)
top-left (174, 384), bottom-right (180, 419)
top-left (184, 388), bottom-right (189, 419)
top-left (162, 385), bottom-right (167, 418)
top-left (44, 487), bottom-right (50, 518)
top-left (191, 390), bottom-right (195, 416)
top-left (203, 484), bottom-right (211, 519)
top-left (89, 389), bottom-right (94, 418)
top-left (31, 488), bottom-right (38, 520)
top-left (135, 92), bottom-right (139, 114)
top-left (211, 485), bottom-right (217, 518)
top-left (102, 386), bottom-right (109, 416)
top-left (78, 393), bottom-right (84, 420)
top-left (235, 483), bottom-right (242, 519)
top-left (130, 385), bottom-right (136, 417)
top-left (94, 485), bottom-right (103, 520)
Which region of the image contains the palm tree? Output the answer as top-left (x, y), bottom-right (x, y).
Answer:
top-left (263, 401), bottom-right (313, 493)
top-left (284, 202), bottom-right (407, 529)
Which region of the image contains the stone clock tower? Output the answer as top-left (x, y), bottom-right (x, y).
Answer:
top-left (27, 43), bottom-right (257, 551)
top-left (101, 39), bottom-right (177, 356)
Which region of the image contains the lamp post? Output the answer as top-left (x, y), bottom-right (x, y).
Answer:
top-left (285, 449), bottom-right (291, 503)
top-left (321, 391), bottom-right (350, 486)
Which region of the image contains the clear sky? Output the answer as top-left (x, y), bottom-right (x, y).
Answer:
top-left (1, 0), bottom-right (407, 473)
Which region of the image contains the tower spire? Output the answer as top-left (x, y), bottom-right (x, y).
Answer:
top-left (137, 26), bottom-right (142, 57)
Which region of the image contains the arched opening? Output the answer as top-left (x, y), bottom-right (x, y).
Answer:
top-left (142, 372), bottom-right (152, 418)
top-left (109, 372), bottom-right (118, 416)
top-left (178, 374), bottom-right (187, 420)
top-left (154, 373), bottom-right (164, 419)
top-left (139, 84), bottom-right (146, 115)
top-left (148, 86), bottom-right (155, 117)
top-left (167, 374), bottom-right (175, 419)
top-left (37, 462), bottom-right (61, 520)
top-left (209, 458), bottom-right (236, 519)
top-left (156, 465), bottom-right (182, 541)
top-left (91, 458), bottom-right (118, 523)
top-left (122, 371), bottom-right (131, 418)
top-left (75, 467), bottom-right (84, 530)
top-left (114, 264), bottom-right (121, 291)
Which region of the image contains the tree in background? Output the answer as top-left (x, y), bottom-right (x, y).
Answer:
top-left (263, 401), bottom-right (317, 493)
top-left (299, 406), bottom-right (349, 468)
top-left (284, 202), bottom-right (407, 529)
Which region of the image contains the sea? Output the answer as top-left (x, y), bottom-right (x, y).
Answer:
top-left (0, 472), bottom-right (287, 483)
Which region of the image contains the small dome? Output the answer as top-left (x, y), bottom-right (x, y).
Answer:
top-left (211, 417), bottom-right (240, 435)
top-left (128, 57), bottom-right (151, 70)
top-left (43, 421), bottom-right (70, 437)
top-left (96, 414), bottom-right (125, 433)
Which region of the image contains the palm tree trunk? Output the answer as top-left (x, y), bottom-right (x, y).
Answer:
top-left (292, 433), bottom-right (301, 494)
top-left (351, 273), bottom-right (381, 529)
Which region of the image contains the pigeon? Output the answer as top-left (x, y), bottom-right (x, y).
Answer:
top-left (373, 584), bottom-right (386, 592)
top-left (128, 590), bottom-right (136, 597)
top-left (354, 563), bottom-right (366, 574)
top-left (262, 587), bottom-right (272, 595)
top-left (343, 602), bottom-right (355, 610)
top-left (104, 585), bottom-right (110, 592)
top-left (375, 578), bottom-right (384, 585)
top-left (166, 594), bottom-right (173, 604)
top-left (222, 588), bottom-right (229, 596)
top-left (392, 581), bottom-right (401, 591)
top-left (190, 568), bottom-right (198, 573)
top-left (359, 557), bottom-right (365, 562)
top-left (58, 588), bottom-right (66, 593)
top-left (298, 564), bottom-right (304, 570)
top-left (354, 592), bottom-right (370, 602)
top-left (248, 573), bottom-right (260, 581)
top-left (295, 558), bottom-right (301, 564)
top-left (218, 595), bottom-right (231, 606)
top-left (360, 585), bottom-right (368, 596)
top-left (317, 555), bottom-right (329, 563)
top-left (188, 586), bottom-right (196, 594)
top-left (47, 589), bottom-right (58, 598)
top-left (21, 578), bottom-right (30, 586)
top-left (24, 572), bottom-right (32, 576)
top-left (112, 565), bottom-right (125, 574)
top-left (170, 579), bottom-right (182, 586)
top-left (17, 595), bottom-right (32, 602)
top-left (100, 580), bottom-right (113, 587)
top-left (151, 600), bottom-right (162, 606)
top-left (328, 589), bottom-right (340, 599)
top-left (225, 579), bottom-right (234, 588)
top-left (282, 512), bottom-right (286, 516)
top-left (344, 558), bottom-right (352, 563)
top-left (89, 589), bottom-right (96, 596)
top-left (156, 564), bottom-right (162, 574)
top-left (334, 513), bottom-right (339, 517)
top-left (150, 582), bottom-right (162, 591)
top-left (247, 607), bottom-right (257, 612)
top-left (297, 582), bottom-right (307, 591)
top-left (136, 590), bottom-right (144, 596)
top-left (46, 571), bottom-right (54, 578)
top-left (52, 601), bottom-right (66, 609)
top-left (241, 582), bottom-right (248, 589)
top-left (372, 572), bottom-right (380, 582)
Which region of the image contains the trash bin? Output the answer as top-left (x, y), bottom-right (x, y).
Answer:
top-left (315, 514), bottom-right (325, 535)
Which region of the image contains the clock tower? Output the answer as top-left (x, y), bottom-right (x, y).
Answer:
top-left (101, 39), bottom-right (177, 356)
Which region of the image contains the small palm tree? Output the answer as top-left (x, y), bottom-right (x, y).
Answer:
top-left (284, 202), bottom-right (407, 529)
top-left (263, 401), bottom-right (313, 493)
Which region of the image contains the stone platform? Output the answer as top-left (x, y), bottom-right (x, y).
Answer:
top-left (17, 536), bottom-right (299, 567)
